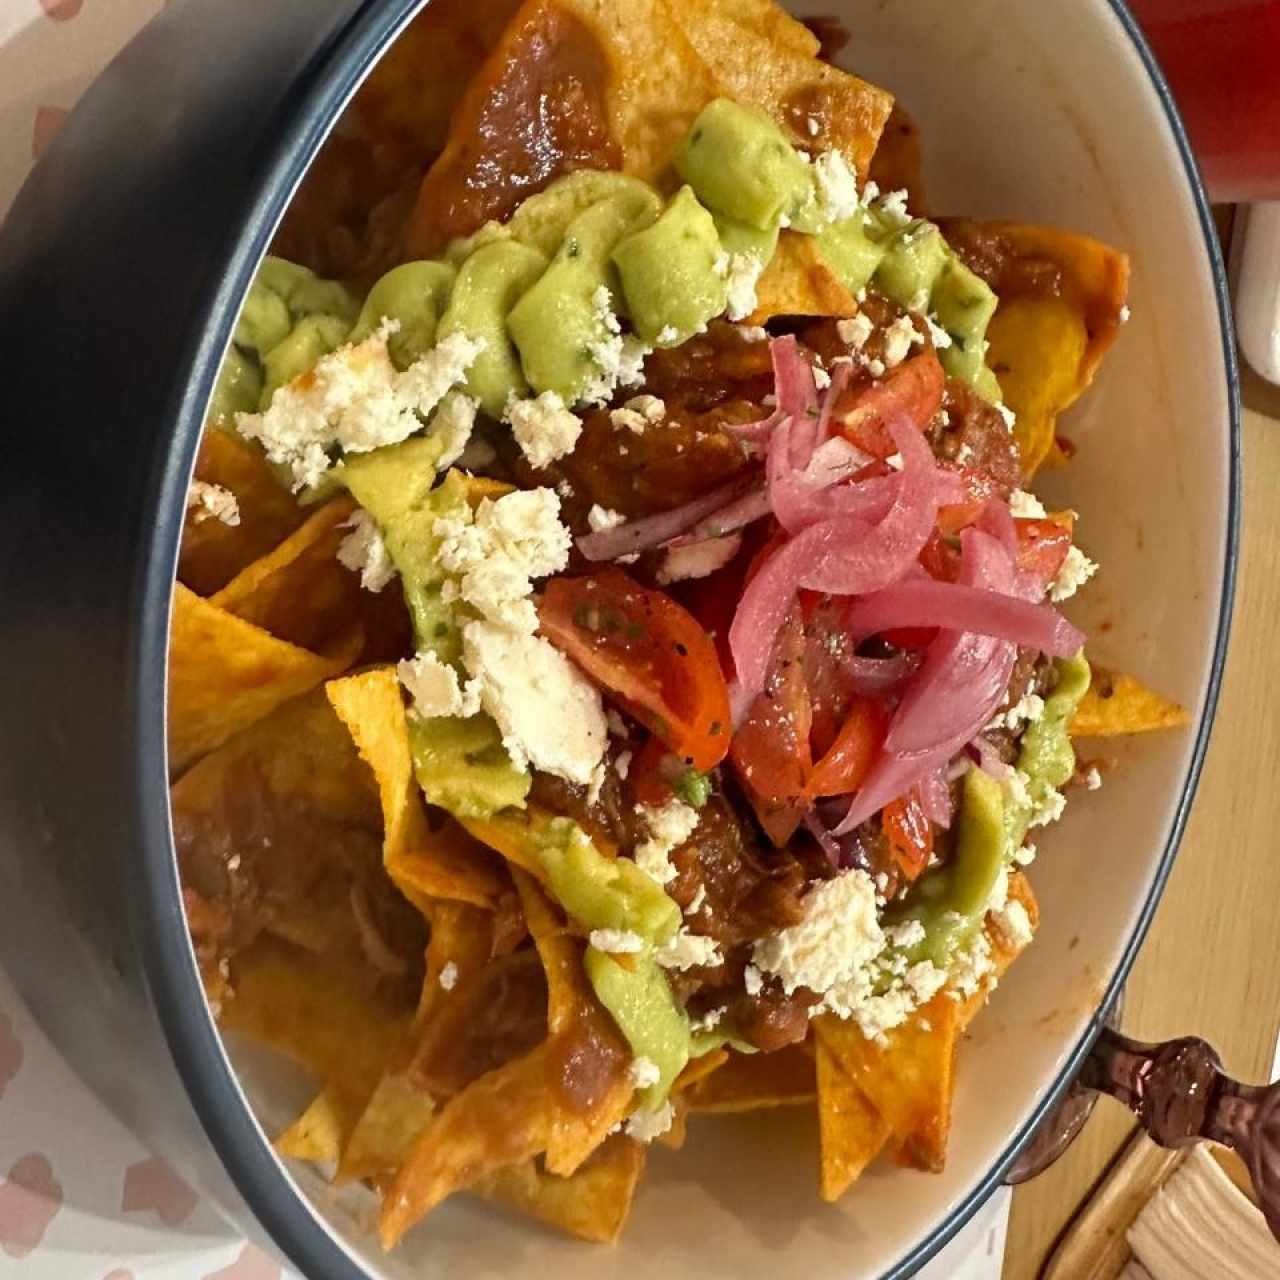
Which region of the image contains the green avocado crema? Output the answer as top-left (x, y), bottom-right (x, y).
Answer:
top-left (888, 652), bottom-right (1092, 970)
top-left (342, 444), bottom-right (531, 818)
top-left (215, 100), bottom-right (1006, 433)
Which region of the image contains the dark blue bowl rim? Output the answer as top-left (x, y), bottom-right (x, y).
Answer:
top-left (131, 1), bottom-right (1243, 1276)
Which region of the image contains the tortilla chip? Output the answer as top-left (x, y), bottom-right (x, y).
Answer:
top-left (337, 1069), bottom-right (438, 1184)
top-left (168, 584), bottom-right (361, 774)
top-left (276, 1084), bottom-right (365, 1164)
top-left (941, 220), bottom-right (1129, 476)
top-left (669, 0), bottom-right (891, 179)
top-left (327, 668), bottom-right (507, 910)
top-left (867, 102), bottom-right (925, 210)
top-left (512, 871), bottom-right (635, 1174)
top-left (459, 809), bottom-right (554, 884)
top-left (957, 871), bottom-right (1041, 1029)
top-left (379, 1041), bottom-right (558, 1247)
top-left (814, 995), bottom-right (959, 1174)
top-left (474, 1135), bottom-right (646, 1244)
top-left (751, 232), bottom-right (857, 323)
top-left (1071, 666), bottom-right (1190, 738)
top-left (687, 1042), bottom-right (816, 1112)
top-left (221, 936), bottom-right (413, 1104)
top-left (421, 899), bottom-right (506, 1020)
top-left (405, 0), bottom-right (891, 258)
top-left (178, 428), bottom-right (306, 597)
top-left (815, 1040), bottom-right (891, 1202)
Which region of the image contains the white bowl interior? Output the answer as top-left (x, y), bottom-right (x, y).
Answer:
top-left (224, 1), bottom-right (1233, 1274)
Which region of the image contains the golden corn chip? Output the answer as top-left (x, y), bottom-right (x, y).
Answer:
top-left (222, 937), bottom-right (413, 1104)
top-left (512, 871), bottom-right (635, 1174)
top-left (669, 0), bottom-right (892, 180)
top-left (475, 1134), bottom-right (646, 1244)
top-left (379, 1041), bottom-right (558, 1248)
top-left (276, 1084), bottom-right (365, 1164)
top-left (168, 584), bottom-right (362, 775)
top-left (814, 995), bottom-right (959, 1174)
top-left (751, 232), bottom-right (857, 324)
top-left (338, 1070), bottom-right (438, 1184)
top-left (405, 0), bottom-right (891, 261)
top-left (660, 1048), bottom-right (730, 1151)
top-left (327, 668), bottom-right (507, 911)
top-left (687, 1041), bottom-right (816, 1113)
top-left (867, 103), bottom-right (925, 210)
top-left (717, 0), bottom-right (817, 56)
top-left (1071, 666), bottom-right (1191, 738)
top-left (420, 899), bottom-right (504, 1021)
top-left (460, 809), bottom-right (555, 885)
top-left (815, 1040), bottom-right (891, 1202)
top-left (178, 428), bottom-right (306, 597)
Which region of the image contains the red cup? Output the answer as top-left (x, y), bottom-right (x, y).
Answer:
top-left (1127, 0), bottom-right (1280, 201)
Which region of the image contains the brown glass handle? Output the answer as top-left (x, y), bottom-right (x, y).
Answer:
top-left (1010, 1026), bottom-right (1280, 1242)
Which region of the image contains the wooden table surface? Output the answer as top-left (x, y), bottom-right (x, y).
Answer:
top-left (1003, 367), bottom-right (1280, 1277)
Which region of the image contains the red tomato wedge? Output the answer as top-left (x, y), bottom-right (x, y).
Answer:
top-left (883, 790), bottom-right (933, 881)
top-left (729, 608), bottom-right (812, 846)
top-left (539, 570), bottom-right (731, 771)
top-left (806, 697), bottom-right (888, 798)
top-left (1015, 516), bottom-right (1073, 588)
top-left (832, 350), bottom-right (945, 458)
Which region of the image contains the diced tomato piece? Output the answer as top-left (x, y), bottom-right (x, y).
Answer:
top-left (832, 351), bottom-right (945, 458)
top-left (626, 734), bottom-right (678, 807)
top-left (539, 569), bottom-right (731, 771)
top-left (1015, 517), bottom-right (1073, 588)
top-left (807, 697), bottom-right (888, 798)
top-left (883, 790), bottom-right (933, 881)
top-left (729, 608), bottom-right (811, 846)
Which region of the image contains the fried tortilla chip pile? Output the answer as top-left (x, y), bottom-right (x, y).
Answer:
top-left (168, 0), bottom-right (1191, 1251)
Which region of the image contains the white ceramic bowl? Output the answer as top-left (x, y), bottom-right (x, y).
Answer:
top-left (225, 2), bottom-right (1237, 1276)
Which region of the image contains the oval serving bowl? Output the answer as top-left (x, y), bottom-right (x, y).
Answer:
top-left (0, 0), bottom-right (1237, 1277)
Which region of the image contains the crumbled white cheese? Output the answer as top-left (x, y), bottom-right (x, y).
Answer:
top-left (587, 504), bottom-right (627, 533)
top-left (1008, 489), bottom-right (1048, 519)
top-left (237, 325), bottom-right (484, 490)
top-left (690, 1006), bottom-right (723, 1032)
top-left (656, 928), bottom-right (722, 972)
top-left (337, 508), bottom-right (397, 593)
top-left (439, 961), bottom-right (458, 991)
top-left (948, 929), bottom-right (994, 1000)
top-left (884, 920), bottom-right (927, 951)
top-left (1049, 545), bottom-right (1098, 602)
top-left (743, 964), bottom-right (763, 996)
top-left (712, 251), bottom-right (731, 279)
top-left (1085, 765), bottom-right (1103, 791)
top-left (752, 871), bottom-right (883, 998)
top-left (625, 1101), bottom-right (674, 1143)
top-left (735, 325), bottom-right (768, 343)
top-left (723, 253), bottom-right (766, 322)
top-left (836, 313), bottom-right (874, 351)
top-left (687, 883), bottom-right (707, 915)
top-left (885, 452), bottom-right (905, 471)
top-left (615, 749), bottom-right (632, 780)
top-left (860, 180), bottom-right (880, 205)
top-left (586, 761), bottom-right (606, 806)
top-left (634, 800), bottom-right (700, 885)
top-left (995, 402), bottom-right (1017, 432)
top-left (1014, 843), bottom-right (1037, 866)
top-left (629, 1056), bottom-right (661, 1089)
top-left (627, 394), bottom-right (666, 422)
top-left (986, 692), bottom-right (1046, 733)
top-left (582, 287), bottom-right (650, 405)
top-left (924, 315), bottom-right (953, 350)
top-left (882, 314), bottom-right (923, 369)
top-left (462, 621), bottom-right (607, 784)
top-left (504, 390), bottom-right (582, 469)
top-left (1006, 769), bottom-right (1033, 812)
top-left (806, 115), bottom-right (821, 137)
top-left (656, 324), bottom-right (679, 345)
top-left (398, 650), bottom-right (481, 720)
top-left (992, 899), bottom-right (1034, 951)
top-left (811, 150), bottom-right (861, 224)
top-left (432, 391), bottom-right (477, 468)
top-left (813, 364), bottom-right (832, 390)
top-left (1119, 305), bottom-right (1131, 324)
top-left (876, 188), bottom-right (911, 226)
top-left (867, 357), bottom-right (886, 378)
top-left (1029, 787), bottom-right (1067, 828)
top-left (988, 865), bottom-right (1010, 914)
top-left (954, 442), bottom-right (975, 466)
top-left (590, 928), bottom-right (645, 954)
top-left (186, 480), bottom-right (240, 527)
top-left (474, 489), bottom-right (572, 580)
top-left (606, 710), bottom-right (630, 738)
top-left (657, 533), bottom-right (742, 584)
top-left (844, 959), bottom-right (948, 1041)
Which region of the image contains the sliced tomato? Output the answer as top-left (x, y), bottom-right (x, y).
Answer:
top-left (807, 697), bottom-right (888, 798)
top-left (1015, 517), bottom-right (1073, 588)
top-left (832, 350), bottom-right (945, 458)
top-left (883, 790), bottom-right (933, 881)
top-left (729, 607), bottom-right (811, 846)
top-left (539, 569), bottom-right (731, 771)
